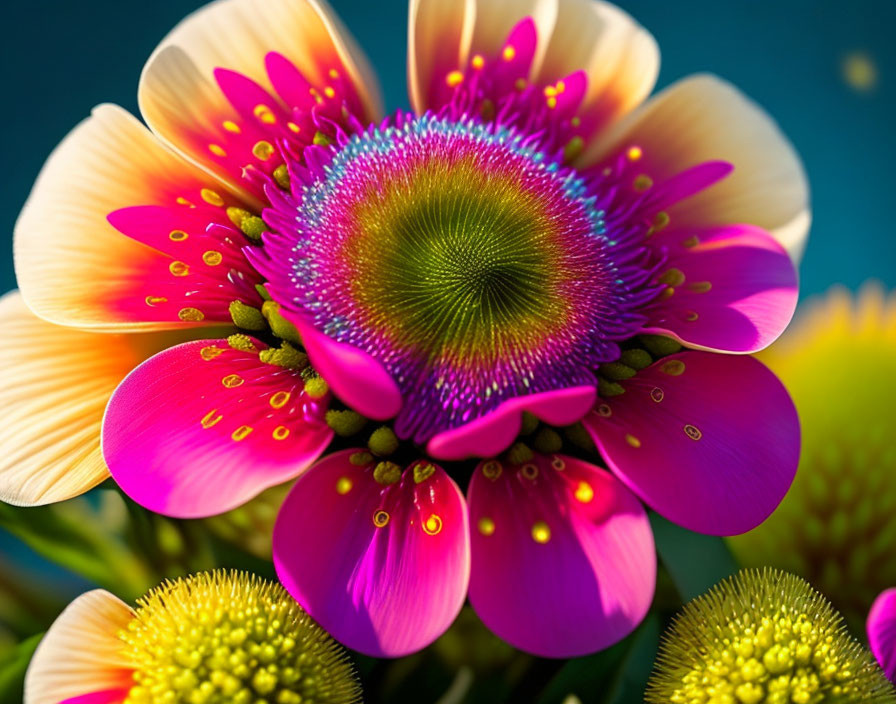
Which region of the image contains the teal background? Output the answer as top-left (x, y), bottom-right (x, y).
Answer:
top-left (1, 0), bottom-right (893, 297)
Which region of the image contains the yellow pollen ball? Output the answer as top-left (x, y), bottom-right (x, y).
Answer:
top-left (208, 143), bottom-right (227, 157)
top-left (202, 250), bottom-right (223, 266)
top-left (502, 45), bottom-right (516, 61)
top-left (118, 571), bottom-right (362, 704)
top-left (645, 569), bottom-right (893, 704)
top-left (531, 521), bottom-right (551, 544)
top-left (178, 307), bottom-right (205, 322)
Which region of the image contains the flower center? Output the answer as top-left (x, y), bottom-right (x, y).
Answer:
top-left (119, 571), bottom-right (360, 704)
top-left (267, 115), bottom-right (649, 443)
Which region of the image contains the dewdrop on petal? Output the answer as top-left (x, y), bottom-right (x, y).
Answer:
top-left (645, 569), bottom-right (895, 704)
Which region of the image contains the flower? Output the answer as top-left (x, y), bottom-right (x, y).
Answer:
top-left (24, 570), bottom-right (361, 704)
top-left (728, 287), bottom-right (896, 630)
top-left (869, 589), bottom-right (896, 685)
top-left (646, 569), bottom-right (895, 704)
top-left (1, 0), bottom-right (806, 657)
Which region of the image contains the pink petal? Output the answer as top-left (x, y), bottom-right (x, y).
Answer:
top-left (584, 351), bottom-right (799, 536)
top-left (427, 386), bottom-right (597, 461)
top-left (642, 225), bottom-right (798, 353)
top-left (273, 450), bottom-right (470, 657)
top-left (467, 453), bottom-right (655, 657)
top-left (284, 310), bottom-right (402, 421)
top-left (869, 588), bottom-right (896, 683)
top-left (61, 690), bottom-right (131, 704)
top-left (103, 338), bottom-right (332, 518)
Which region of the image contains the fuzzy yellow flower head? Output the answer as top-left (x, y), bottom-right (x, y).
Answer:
top-left (25, 570), bottom-right (361, 704)
top-left (729, 287), bottom-right (896, 629)
top-left (645, 569), bottom-right (894, 704)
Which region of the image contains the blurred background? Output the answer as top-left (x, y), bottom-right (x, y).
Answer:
top-left (0, 1), bottom-right (893, 702)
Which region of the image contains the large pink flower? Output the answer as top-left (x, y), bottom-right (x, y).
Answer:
top-left (4, 0), bottom-right (806, 658)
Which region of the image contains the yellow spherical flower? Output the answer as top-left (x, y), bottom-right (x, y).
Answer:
top-left (729, 287), bottom-right (896, 629)
top-left (25, 570), bottom-right (361, 704)
top-left (646, 569), bottom-right (894, 704)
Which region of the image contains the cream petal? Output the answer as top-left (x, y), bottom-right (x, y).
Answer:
top-left (589, 74), bottom-right (810, 260)
top-left (0, 292), bottom-right (189, 506)
top-left (536, 0), bottom-right (659, 139)
top-left (408, 0), bottom-right (476, 112)
top-left (14, 104), bottom-right (250, 331)
top-left (24, 590), bottom-right (134, 704)
top-left (139, 0), bottom-right (381, 189)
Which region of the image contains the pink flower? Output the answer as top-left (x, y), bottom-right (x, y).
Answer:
top-left (869, 589), bottom-right (896, 684)
top-left (3, 0), bottom-right (806, 657)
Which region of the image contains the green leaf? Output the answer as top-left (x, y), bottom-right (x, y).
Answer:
top-left (535, 614), bottom-right (660, 704)
top-left (649, 513), bottom-right (738, 601)
top-left (0, 633), bottom-right (42, 704)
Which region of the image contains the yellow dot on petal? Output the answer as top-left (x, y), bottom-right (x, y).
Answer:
top-left (222, 374), bottom-right (244, 388)
top-left (231, 425), bottom-right (253, 441)
top-left (328, 68), bottom-right (340, 79)
top-left (514, 78), bottom-right (528, 92)
top-left (685, 310), bottom-right (699, 322)
top-left (574, 481), bottom-right (594, 503)
top-left (200, 188), bottom-right (224, 206)
top-left (201, 409), bottom-right (223, 428)
top-left (627, 146), bottom-right (643, 161)
top-left (682, 235), bottom-right (699, 248)
top-left (471, 54), bottom-right (485, 70)
top-left (287, 121), bottom-right (301, 133)
top-left (145, 295), bottom-right (167, 307)
top-left (482, 460), bottom-right (502, 480)
top-left (176, 196), bottom-right (193, 207)
top-left (661, 360), bottom-right (686, 376)
top-left (169, 260), bottom-right (189, 277)
top-left (531, 521), bottom-right (551, 544)
top-left (208, 144), bottom-right (227, 157)
top-left (597, 403), bottom-right (612, 417)
top-left (551, 456), bottom-right (566, 471)
top-left (373, 510), bottom-right (390, 528)
top-left (659, 268), bottom-right (686, 287)
top-left (684, 424), bottom-right (703, 441)
top-left (520, 463), bottom-right (539, 480)
top-left (200, 346), bottom-right (223, 361)
top-left (323, 86), bottom-right (336, 99)
top-left (478, 517), bottom-right (495, 536)
top-left (336, 477), bottom-right (353, 494)
top-left (423, 514), bottom-right (443, 536)
top-left (633, 174), bottom-right (653, 191)
top-left (689, 281), bottom-right (713, 293)
top-left (625, 434), bottom-right (641, 448)
top-left (222, 120), bottom-right (241, 133)
top-left (502, 45), bottom-right (516, 61)
top-left (272, 425), bottom-right (290, 440)
top-left (446, 70), bottom-right (464, 87)
top-left (546, 96), bottom-right (558, 109)
top-left (650, 387), bottom-right (665, 403)
top-left (169, 229), bottom-right (188, 242)
top-left (252, 141), bottom-right (275, 161)
top-left (269, 391), bottom-right (291, 409)
top-left (178, 307), bottom-right (204, 322)
top-left (253, 104), bottom-right (276, 124)
top-left (202, 250), bottom-right (223, 266)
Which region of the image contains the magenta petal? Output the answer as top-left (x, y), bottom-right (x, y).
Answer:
top-left (584, 351), bottom-right (799, 536)
top-left (467, 453), bottom-right (655, 657)
top-left (285, 311), bottom-right (402, 421)
top-left (642, 225), bottom-right (798, 353)
top-left (426, 386), bottom-right (597, 461)
top-left (273, 450), bottom-right (471, 657)
top-left (868, 588), bottom-right (896, 683)
top-left (103, 339), bottom-right (333, 518)
top-left (61, 690), bottom-right (131, 704)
